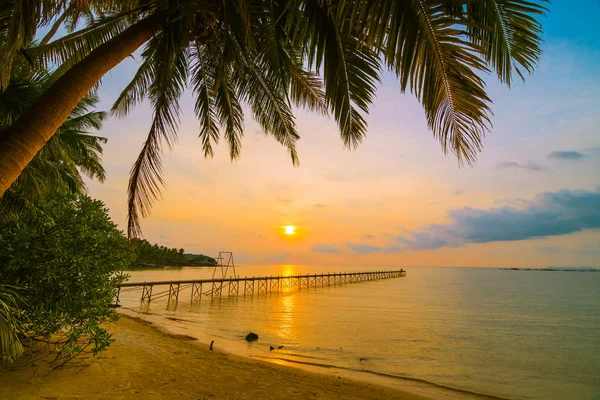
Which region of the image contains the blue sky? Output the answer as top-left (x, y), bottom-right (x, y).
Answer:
top-left (85, 1), bottom-right (600, 267)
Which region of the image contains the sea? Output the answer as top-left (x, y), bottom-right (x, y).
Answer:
top-left (117, 265), bottom-right (600, 400)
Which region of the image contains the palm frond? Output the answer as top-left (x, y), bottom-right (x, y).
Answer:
top-left (406, 0), bottom-right (492, 164)
top-left (288, 64), bottom-right (327, 114)
top-left (0, 285), bottom-right (27, 364)
top-left (110, 49), bottom-right (154, 117)
top-left (360, 0), bottom-right (492, 163)
top-left (289, 0), bottom-right (381, 148)
top-left (24, 9), bottom-right (141, 73)
top-left (213, 68), bottom-right (244, 160)
top-left (127, 28), bottom-right (189, 238)
top-left (0, 0), bottom-right (46, 90)
top-left (466, 0), bottom-right (547, 84)
top-left (208, 34), bottom-right (245, 160)
top-left (257, 2), bottom-right (327, 114)
top-left (236, 52), bottom-right (300, 165)
top-left (189, 45), bottom-right (220, 158)
top-left (127, 123), bottom-right (165, 238)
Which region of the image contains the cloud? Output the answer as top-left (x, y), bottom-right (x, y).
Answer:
top-left (397, 189), bottom-right (600, 250)
top-left (158, 235), bottom-right (167, 239)
top-left (277, 198), bottom-right (293, 204)
top-left (313, 203), bottom-right (326, 208)
top-left (347, 243), bottom-right (402, 255)
top-left (363, 234), bottom-right (375, 239)
top-left (496, 161), bottom-right (545, 171)
top-left (312, 244), bottom-right (343, 254)
top-left (537, 246), bottom-right (560, 255)
top-left (266, 251), bottom-right (290, 262)
top-left (347, 243), bottom-right (381, 254)
top-left (384, 245), bottom-right (402, 253)
top-left (453, 189), bottom-right (466, 196)
top-left (572, 242), bottom-right (600, 256)
top-left (548, 151), bottom-right (585, 160)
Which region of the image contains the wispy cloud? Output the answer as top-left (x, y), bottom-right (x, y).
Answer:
top-left (347, 243), bottom-right (382, 254)
top-left (347, 243), bottom-right (402, 255)
top-left (548, 151), bottom-right (585, 160)
top-left (496, 161), bottom-right (545, 171)
top-left (573, 242), bottom-right (600, 256)
top-left (397, 189), bottom-right (600, 250)
top-left (313, 203), bottom-right (326, 208)
top-left (537, 246), bottom-right (560, 255)
top-left (363, 234), bottom-right (374, 239)
top-left (266, 251), bottom-right (290, 262)
top-left (312, 244), bottom-right (343, 254)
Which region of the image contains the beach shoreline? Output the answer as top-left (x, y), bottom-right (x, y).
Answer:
top-left (0, 312), bottom-right (436, 400)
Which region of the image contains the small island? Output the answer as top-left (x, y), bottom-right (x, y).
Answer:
top-left (501, 266), bottom-right (598, 272)
top-left (128, 238), bottom-right (217, 269)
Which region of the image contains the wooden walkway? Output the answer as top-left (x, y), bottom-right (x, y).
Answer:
top-left (114, 269), bottom-right (406, 307)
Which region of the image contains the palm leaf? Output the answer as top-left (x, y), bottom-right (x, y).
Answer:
top-left (288, 0), bottom-right (381, 148)
top-left (127, 28), bottom-right (189, 238)
top-left (0, 285), bottom-right (27, 364)
top-left (24, 9), bottom-right (140, 73)
top-left (355, 0), bottom-right (492, 163)
top-left (111, 44), bottom-right (155, 117)
top-left (189, 45), bottom-right (220, 158)
top-left (0, 0), bottom-right (48, 90)
top-left (209, 34), bottom-right (245, 161)
top-left (235, 51), bottom-right (300, 165)
top-left (465, 0), bottom-right (548, 84)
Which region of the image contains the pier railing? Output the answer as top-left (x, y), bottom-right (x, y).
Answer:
top-left (114, 269), bottom-right (406, 307)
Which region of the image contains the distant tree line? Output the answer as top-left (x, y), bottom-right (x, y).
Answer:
top-left (129, 239), bottom-right (216, 269)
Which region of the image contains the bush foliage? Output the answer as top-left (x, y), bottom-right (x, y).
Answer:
top-left (0, 192), bottom-right (132, 364)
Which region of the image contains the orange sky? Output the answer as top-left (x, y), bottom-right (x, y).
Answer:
top-left (87, 2), bottom-right (600, 268)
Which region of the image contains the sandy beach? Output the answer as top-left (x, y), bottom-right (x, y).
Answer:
top-left (0, 314), bottom-right (432, 400)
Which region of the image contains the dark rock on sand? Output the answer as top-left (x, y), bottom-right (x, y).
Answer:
top-left (245, 333), bottom-right (259, 342)
top-left (270, 346), bottom-right (275, 351)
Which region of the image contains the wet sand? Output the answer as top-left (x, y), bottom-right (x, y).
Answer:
top-left (0, 314), bottom-right (432, 400)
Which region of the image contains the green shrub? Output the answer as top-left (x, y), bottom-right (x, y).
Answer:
top-left (0, 192), bottom-right (132, 364)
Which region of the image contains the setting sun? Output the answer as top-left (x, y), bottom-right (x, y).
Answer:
top-left (283, 225), bottom-right (296, 235)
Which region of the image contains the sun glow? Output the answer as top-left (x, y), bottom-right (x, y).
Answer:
top-left (283, 225), bottom-right (296, 235)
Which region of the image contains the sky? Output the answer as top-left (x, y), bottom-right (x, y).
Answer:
top-left (85, 1), bottom-right (600, 268)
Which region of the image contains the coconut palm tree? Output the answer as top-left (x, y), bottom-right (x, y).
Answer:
top-left (0, 0), bottom-right (548, 236)
top-left (0, 67), bottom-right (107, 215)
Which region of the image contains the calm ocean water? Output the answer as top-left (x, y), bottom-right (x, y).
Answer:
top-left (119, 266), bottom-right (600, 400)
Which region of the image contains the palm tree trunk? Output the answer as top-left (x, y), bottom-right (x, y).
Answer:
top-left (0, 15), bottom-right (162, 197)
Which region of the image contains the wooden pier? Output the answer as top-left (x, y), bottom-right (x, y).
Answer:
top-left (114, 269), bottom-right (406, 307)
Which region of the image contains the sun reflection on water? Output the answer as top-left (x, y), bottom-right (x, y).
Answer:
top-left (276, 264), bottom-right (299, 277)
top-left (277, 293), bottom-right (297, 341)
